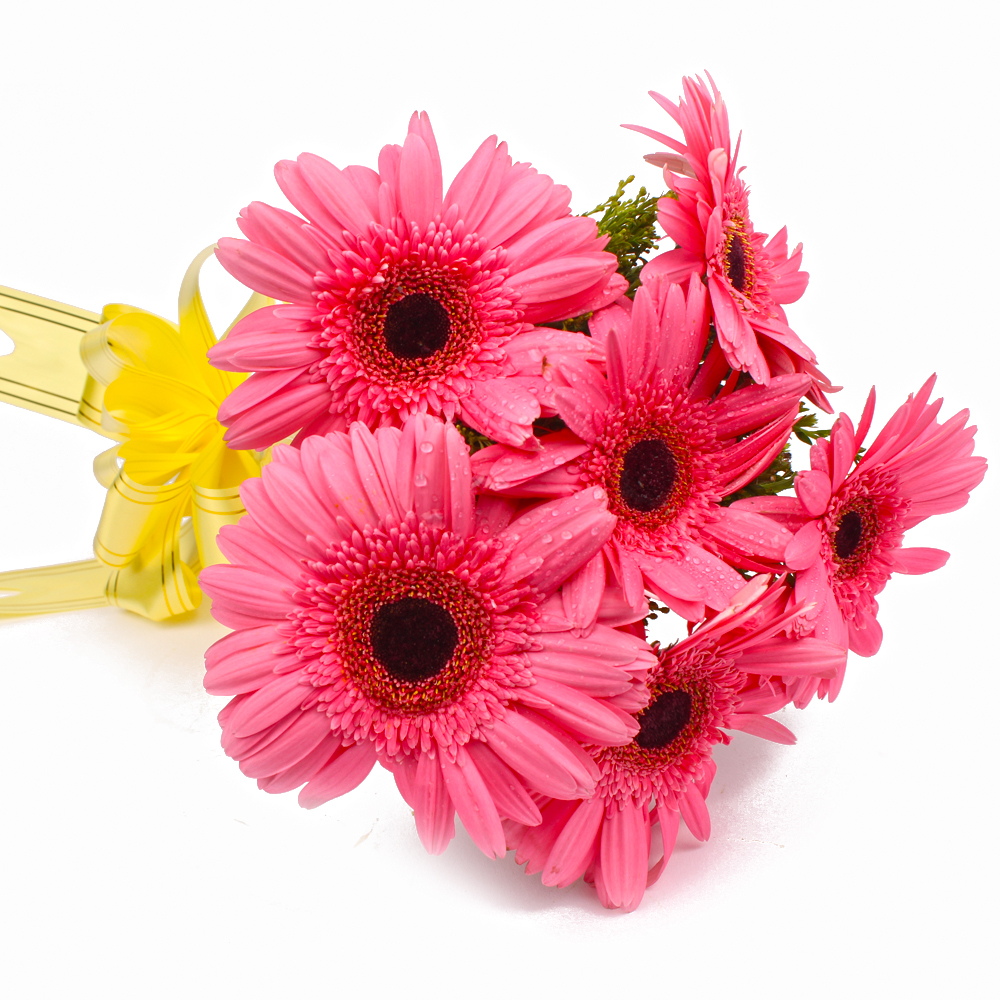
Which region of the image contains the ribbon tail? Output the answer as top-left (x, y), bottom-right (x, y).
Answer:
top-left (0, 560), bottom-right (111, 616)
top-left (92, 471), bottom-right (201, 620)
top-left (0, 284), bottom-right (99, 423)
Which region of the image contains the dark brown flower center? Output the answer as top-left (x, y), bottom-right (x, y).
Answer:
top-left (725, 235), bottom-right (748, 293)
top-left (619, 439), bottom-right (678, 513)
top-left (834, 510), bottom-right (864, 560)
top-left (370, 596), bottom-right (459, 682)
top-left (634, 689), bottom-right (692, 749)
top-left (383, 293), bottom-right (451, 359)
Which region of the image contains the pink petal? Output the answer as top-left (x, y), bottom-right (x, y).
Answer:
top-left (397, 131), bottom-right (441, 231)
top-left (226, 671), bottom-right (311, 739)
top-left (239, 708), bottom-right (334, 778)
top-left (257, 735), bottom-right (340, 794)
top-left (298, 741), bottom-right (378, 809)
top-left (460, 377), bottom-right (539, 447)
top-left (785, 520), bottom-right (823, 571)
top-left (299, 432), bottom-right (378, 533)
top-left (504, 215), bottom-right (604, 273)
top-left (210, 305), bottom-right (324, 372)
top-left (542, 795), bottom-right (604, 888)
top-left (887, 547), bottom-right (950, 575)
top-left (439, 751), bottom-right (506, 858)
top-left (408, 751), bottom-right (457, 853)
top-left (528, 271), bottom-right (625, 325)
top-left (599, 803), bottom-right (650, 911)
top-left (641, 246), bottom-right (704, 283)
top-left (295, 152), bottom-right (379, 235)
top-left (506, 256), bottom-right (615, 305)
top-left (220, 372), bottom-right (330, 451)
top-left (464, 741), bottom-right (541, 827)
top-left (794, 469), bottom-right (833, 517)
top-left (499, 489), bottom-right (616, 594)
top-left (215, 238), bottom-right (315, 303)
top-left (474, 167), bottom-right (555, 249)
top-left (199, 564), bottom-right (297, 627)
top-left (512, 798), bottom-right (577, 875)
top-left (678, 783), bottom-right (711, 841)
top-left (647, 803), bottom-right (681, 888)
top-left (481, 712), bottom-right (595, 800)
top-left (737, 637), bottom-right (844, 679)
top-left (204, 624), bottom-right (294, 696)
top-left (349, 423), bottom-right (403, 523)
top-left (727, 713), bottom-right (796, 744)
top-left (443, 136), bottom-right (508, 235)
top-left (560, 550), bottom-right (606, 630)
top-left (847, 612), bottom-right (883, 658)
top-left (702, 508), bottom-right (793, 565)
top-left (237, 201), bottom-right (330, 275)
top-left (528, 677), bottom-right (638, 746)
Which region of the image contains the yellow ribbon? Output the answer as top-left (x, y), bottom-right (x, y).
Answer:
top-left (0, 248), bottom-right (269, 620)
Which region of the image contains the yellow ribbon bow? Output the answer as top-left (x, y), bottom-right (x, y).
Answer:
top-left (0, 247), bottom-right (268, 620)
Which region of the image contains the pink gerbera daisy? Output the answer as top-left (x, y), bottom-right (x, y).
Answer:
top-left (209, 113), bottom-right (624, 450)
top-left (472, 278), bottom-right (811, 622)
top-left (625, 76), bottom-right (835, 409)
top-left (200, 415), bottom-right (654, 859)
top-left (504, 576), bottom-right (846, 911)
top-left (733, 375), bottom-right (987, 687)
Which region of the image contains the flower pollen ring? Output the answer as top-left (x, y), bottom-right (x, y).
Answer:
top-left (334, 567), bottom-right (496, 716)
top-left (343, 259), bottom-right (494, 387)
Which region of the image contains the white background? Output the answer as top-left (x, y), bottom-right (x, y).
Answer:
top-left (0, 2), bottom-right (996, 997)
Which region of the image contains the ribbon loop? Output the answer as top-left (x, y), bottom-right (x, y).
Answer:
top-left (0, 250), bottom-right (271, 621)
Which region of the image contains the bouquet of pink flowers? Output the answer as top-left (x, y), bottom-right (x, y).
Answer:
top-left (0, 74), bottom-right (986, 912)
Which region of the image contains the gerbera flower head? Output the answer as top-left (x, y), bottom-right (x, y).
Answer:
top-left (504, 576), bottom-right (846, 911)
top-left (733, 375), bottom-right (987, 679)
top-left (200, 414), bottom-right (654, 860)
top-left (210, 113), bottom-right (624, 450)
top-left (473, 278), bottom-right (811, 622)
top-left (624, 75), bottom-right (835, 409)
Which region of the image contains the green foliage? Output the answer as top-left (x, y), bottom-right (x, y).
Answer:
top-left (541, 177), bottom-right (665, 335)
top-left (792, 402), bottom-right (832, 446)
top-left (453, 420), bottom-right (495, 454)
top-left (583, 175), bottom-right (664, 296)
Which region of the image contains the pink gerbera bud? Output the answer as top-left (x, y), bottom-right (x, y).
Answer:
top-left (209, 113), bottom-right (624, 451)
top-left (472, 279), bottom-right (811, 623)
top-left (624, 75), bottom-right (837, 411)
top-left (504, 576), bottom-right (846, 911)
top-left (733, 375), bottom-right (987, 688)
top-left (200, 414), bottom-right (654, 860)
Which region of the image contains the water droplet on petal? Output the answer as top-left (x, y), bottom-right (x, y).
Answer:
top-left (541, 534), bottom-right (553, 544)
top-left (560, 530), bottom-right (573, 540)
top-left (414, 472), bottom-right (428, 487)
top-left (419, 441), bottom-right (434, 454)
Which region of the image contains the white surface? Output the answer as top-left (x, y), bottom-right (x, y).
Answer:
top-left (0, 2), bottom-right (996, 997)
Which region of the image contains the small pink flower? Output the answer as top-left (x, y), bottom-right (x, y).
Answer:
top-left (734, 376), bottom-right (987, 689)
top-left (504, 576), bottom-right (846, 911)
top-left (210, 113), bottom-right (623, 450)
top-left (200, 415), bottom-right (654, 859)
top-left (625, 76), bottom-right (836, 410)
top-left (473, 278), bottom-right (811, 622)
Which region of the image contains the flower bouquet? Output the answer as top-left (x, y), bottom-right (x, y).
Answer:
top-left (0, 75), bottom-right (985, 911)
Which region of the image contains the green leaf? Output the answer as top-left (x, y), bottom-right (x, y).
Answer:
top-left (792, 401), bottom-right (832, 445)
top-left (583, 175), bottom-right (664, 297)
top-left (453, 420), bottom-right (495, 454)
